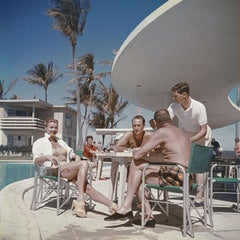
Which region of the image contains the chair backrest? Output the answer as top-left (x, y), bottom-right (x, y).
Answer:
top-left (75, 150), bottom-right (83, 158)
top-left (188, 143), bottom-right (213, 174)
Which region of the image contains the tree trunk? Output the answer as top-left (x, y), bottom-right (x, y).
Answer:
top-left (73, 45), bottom-right (83, 150)
top-left (83, 87), bottom-right (93, 142)
top-left (102, 135), bottom-right (106, 146)
top-left (45, 89), bottom-right (47, 102)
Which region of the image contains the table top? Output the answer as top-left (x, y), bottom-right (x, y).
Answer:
top-left (95, 151), bottom-right (133, 158)
top-left (214, 156), bottom-right (239, 160)
top-left (212, 156), bottom-right (240, 165)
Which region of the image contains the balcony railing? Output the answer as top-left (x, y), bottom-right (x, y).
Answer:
top-left (0, 117), bottom-right (45, 130)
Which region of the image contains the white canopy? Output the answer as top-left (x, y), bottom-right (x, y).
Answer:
top-left (112, 0), bottom-right (240, 129)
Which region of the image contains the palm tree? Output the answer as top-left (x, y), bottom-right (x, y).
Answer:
top-left (0, 78), bottom-right (18, 99)
top-left (65, 81), bottom-right (95, 142)
top-left (66, 53), bottom-right (95, 142)
top-left (21, 61), bottom-right (63, 102)
top-left (47, 0), bottom-right (90, 150)
top-left (10, 94), bottom-right (21, 99)
top-left (89, 82), bottom-right (129, 145)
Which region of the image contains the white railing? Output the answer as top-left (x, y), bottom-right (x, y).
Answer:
top-left (0, 117), bottom-right (45, 130)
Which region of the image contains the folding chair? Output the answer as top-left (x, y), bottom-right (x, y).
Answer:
top-left (30, 159), bottom-right (94, 215)
top-left (210, 161), bottom-right (240, 214)
top-left (141, 143), bottom-right (214, 237)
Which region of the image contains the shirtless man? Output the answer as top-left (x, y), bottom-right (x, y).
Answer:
top-left (113, 115), bottom-right (152, 152)
top-left (110, 115), bottom-right (152, 204)
top-left (105, 109), bottom-right (191, 227)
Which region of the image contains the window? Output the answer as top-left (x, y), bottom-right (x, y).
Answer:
top-left (67, 137), bottom-right (72, 147)
top-left (7, 108), bottom-right (14, 116)
top-left (7, 136), bottom-right (14, 146)
top-left (15, 110), bottom-right (27, 116)
top-left (7, 109), bottom-right (28, 116)
top-left (65, 113), bottom-right (72, 128)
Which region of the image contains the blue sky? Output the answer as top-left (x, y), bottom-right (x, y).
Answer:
top-left (0, 0), bottom-right (238, 150)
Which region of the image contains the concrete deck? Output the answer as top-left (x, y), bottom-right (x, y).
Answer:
top-left (0, 166), bottom-right (240, 240)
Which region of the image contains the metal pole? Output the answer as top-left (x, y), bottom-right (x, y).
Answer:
top-left (236, 85), bottom-right (240, 139)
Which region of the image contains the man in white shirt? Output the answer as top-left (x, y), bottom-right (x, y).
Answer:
top-left (168, 82), bottom-right (208, 207)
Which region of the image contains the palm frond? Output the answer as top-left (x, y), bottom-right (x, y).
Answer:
top-left (89, 81), bottom-right (129, 129)
top-left (21, 61), bottom-right (63, 101)
top-left (48, 0), bottom-right (90, 46)
top-left (0, 78), bottom-right (19, 99)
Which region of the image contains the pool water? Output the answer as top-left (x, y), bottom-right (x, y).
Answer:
top-left (0, 162), bottom-right (35, 191)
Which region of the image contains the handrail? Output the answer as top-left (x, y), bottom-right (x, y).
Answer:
top-left (0, 117), bottom-right (45, 130)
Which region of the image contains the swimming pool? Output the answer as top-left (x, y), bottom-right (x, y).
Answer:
top-left (0, 161), bottom-right (35, 191)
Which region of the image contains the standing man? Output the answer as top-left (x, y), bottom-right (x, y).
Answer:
top-left (167, 82), bottom-right (208, 206)
top-left (211, 138), bottom-right (222, 157)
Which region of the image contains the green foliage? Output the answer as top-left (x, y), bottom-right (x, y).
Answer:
top-left (0, 78), bottom-right (18, 99)
top-left (0, 145), bottom-right (32, 156)
top-left (64, 52), bottom-right (129, 145)
top-left (48, 0), bottom-right (90, 47)
top-left (21, 61), bottom-right (63, 102)
top-left (90, 81), bottom-right (128, 129)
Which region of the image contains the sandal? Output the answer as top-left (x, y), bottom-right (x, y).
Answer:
top-left (71, 200), bottom-right (86, 218)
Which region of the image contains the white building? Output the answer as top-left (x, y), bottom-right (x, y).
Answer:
top-left (0, 99), bottom-right (77, 148)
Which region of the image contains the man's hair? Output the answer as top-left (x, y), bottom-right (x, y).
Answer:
top-left (45, 118), bottom-right (58, 127)
top-left (154, 109), bottom-right (171, 126)
top-left (132, 115), bottom-right (145, 125)
top-left (171, 82), bottom-right (190, 95)
top-left (86, 135), bottom-right (93, 141)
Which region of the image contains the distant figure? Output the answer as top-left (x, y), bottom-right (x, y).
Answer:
top-left (234, 137), bottom-right (240, 156)
top-left (83, 135), bottom-right (97, 160)
top-left (149, 119), bottom-right (156, 130)
top-left (211, 138), bottom-right (222, 157)
top-left (96, 141), bottom-right (103, 151)
top-left (83, 135), bottom-right (98, 180)
top-left (83, 136), bottom-right (106, 180)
